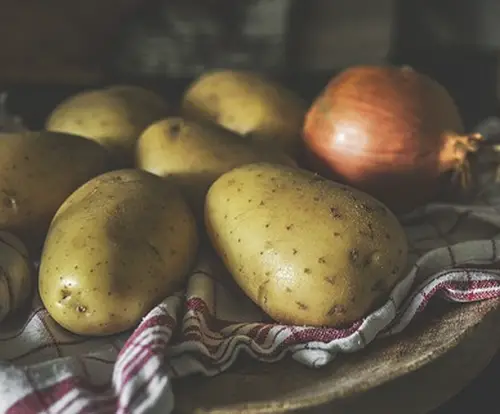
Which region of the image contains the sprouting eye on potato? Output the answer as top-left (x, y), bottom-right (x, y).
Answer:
top-left (205, 162), bottom-right (408, 327)
top-left (39, 169), bottom-right (199, 336)
top-left (181, 70), bottom-right (306, 159)
top-left (0, 231), bottom-right (33, 323)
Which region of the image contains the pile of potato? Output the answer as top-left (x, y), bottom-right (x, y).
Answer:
top-left (0, 70), bottom-right (408, 335)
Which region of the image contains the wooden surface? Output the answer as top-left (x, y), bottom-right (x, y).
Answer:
top-left (172, 298), bottom-right (500, 413)
top-left (431, 347), bottom-right (500, 413)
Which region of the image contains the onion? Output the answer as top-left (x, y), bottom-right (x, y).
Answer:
top-left (302, 65), bottom-right (483, 213)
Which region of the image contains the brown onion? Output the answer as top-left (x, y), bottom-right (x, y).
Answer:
top-left (303, 65), bottom-right (483, 213)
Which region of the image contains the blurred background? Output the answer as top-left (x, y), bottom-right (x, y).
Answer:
top-left (2, 0), bottom-right (500, 130)
top-left (1, 1), bottom-right (500, 411)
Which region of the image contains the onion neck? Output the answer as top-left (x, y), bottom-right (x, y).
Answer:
top-left (439, 132), bottom-right (483, 188)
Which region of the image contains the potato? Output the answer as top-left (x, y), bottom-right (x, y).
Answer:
top-left (39, 169), bottom-right (199, 336)
top-left (181, 70), bottom-right (306, 158)
top-left (0, 130), bottom-right (110, 254)
top-left (0, 231), bottom-right (33, 322)
top-left (205, 163), bottom-right (408, 327)
top-left (104, 84), bottom-right (170, 111)
top-left (136, 117), bottom-right (296, 217)
top-left (45, 85), bottom-right (170, 164)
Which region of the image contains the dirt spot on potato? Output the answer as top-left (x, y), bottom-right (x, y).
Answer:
top-left (359, 223), bottom-right (375, 240)
top-left (257, 280), bottom-right (270, 305)
top-left (324, 276), bottom-right (336, 285)
top-left (167, 121), bottom-right (182, 138)
top-left (360, 203), bottom-right (376, 213)
top-left (206, 93), bottom-right (219, 105)
top-left (60, 289), bottom-right (71, 300)
top-left (363, 256), bottom-right (372, 268)
top-left (349, 249), bottom-right (360, 264)
top-left (76, 305), bottom-right (87, 313)
top-left (295, 301), bottom-right (308, 310)
top-left (329, 207), bottom-right (342, 219)
top-left (327, 304), bottom-right (347, 316)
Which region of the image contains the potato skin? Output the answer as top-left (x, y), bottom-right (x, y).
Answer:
top-left (104, 85), bottom-right (170, 111)
top-left (39, 169), bottom-right (199, 336)
top-left (181, 70), bottom-right (306, 158)
top-left (136, 117), bottom-right (296, 217)
top-left (205, 163), bottom-right (408, 327)
top-left (0, 131), bottom-right (110, 253)
top-left (0, 231), bottom-right (33, 322)
top-left (45, 86), bottom-right (169, 164)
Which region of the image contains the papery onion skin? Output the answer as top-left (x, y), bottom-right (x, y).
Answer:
top-left (303, 65), bottom-right (481, 213)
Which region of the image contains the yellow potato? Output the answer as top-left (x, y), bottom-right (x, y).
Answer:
top-left (0, 130), bottom-right (110, 253)
top-left (45, 85), bottom-right (170, 164)
top-left (39, 169), bottom-right (199, 336)
top-left (105, 84), bottom-right (170, 112)
top-left (136, 117), bottom-right (296, 217)
top-left (0, 231), bottom-right (33, 322)
top-left (181, 70), bottom-right (306, 158)
top-left (205, 163), bottom-right (408, 327)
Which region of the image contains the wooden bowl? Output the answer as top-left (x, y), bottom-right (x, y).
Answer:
top-left (173, 298), bottom-right (500, 413)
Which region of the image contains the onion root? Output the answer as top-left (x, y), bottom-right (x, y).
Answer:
top-left (444, 133), bottom-right (483, 189)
